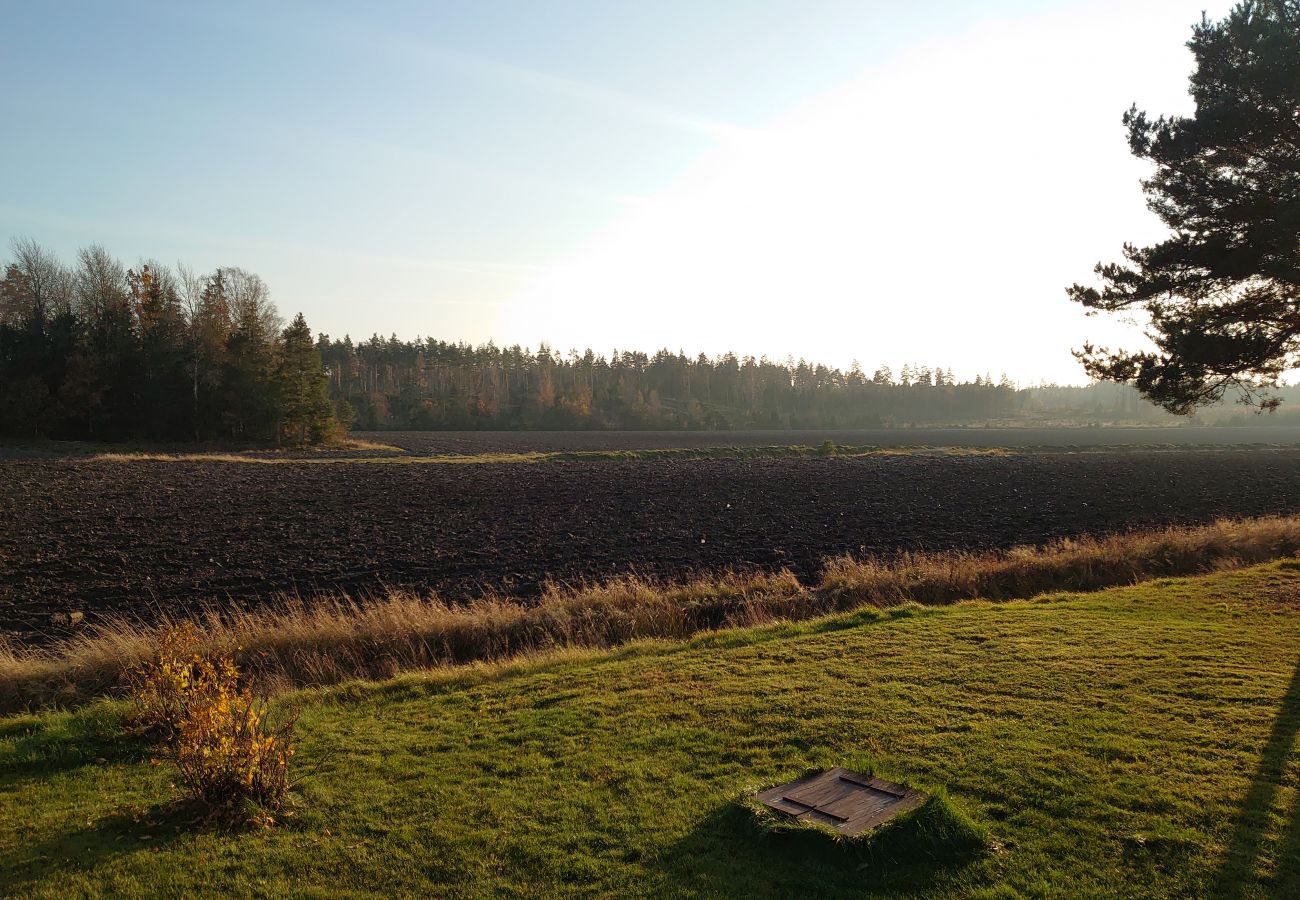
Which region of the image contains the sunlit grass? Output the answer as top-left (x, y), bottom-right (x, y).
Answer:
top-left (4, 563), bottom-right (1300, 896)
top-left (1, 436), bottom-right (408, 461)
top-left (70, 444), bottom-right (1013, 465)
top-left (34, 442), bottom-right (1300, 465)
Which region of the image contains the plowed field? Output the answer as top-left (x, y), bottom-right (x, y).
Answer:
top-left (5, 448), bottom-right (1300, 642)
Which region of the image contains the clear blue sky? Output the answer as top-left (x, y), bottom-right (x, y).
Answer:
top-left (1, 0), bottom-right (1231, 382)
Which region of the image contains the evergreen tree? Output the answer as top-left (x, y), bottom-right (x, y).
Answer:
top-left (75, 245), bottom-right (137, 437)
top-left (276, 312), bottom-right (335, 444)
top-left (1070, 1), bottom-right (1300, 413)
top-left (192, 271), bottom-right (232, 438)
top-left (0, 263), bottom-right (27, 328)
top-left (222, 295), bottom-right (277, 440)
top-left (130, 264), bottom-right (190, 439)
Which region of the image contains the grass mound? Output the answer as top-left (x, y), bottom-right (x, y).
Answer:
top-left (746, 784), bottom-right (987, 868)
top-left (873, 792), bottom-right (989, 863)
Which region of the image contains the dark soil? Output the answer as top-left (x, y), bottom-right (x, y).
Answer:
top-left (5, 449), bottom-right (1300, 643)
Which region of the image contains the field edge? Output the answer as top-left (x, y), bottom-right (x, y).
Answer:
top-left (7, 514), bottom-right (1300, 715)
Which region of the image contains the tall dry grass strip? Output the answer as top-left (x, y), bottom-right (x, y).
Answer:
top-left (4, 515), bottom-right (1300, 714)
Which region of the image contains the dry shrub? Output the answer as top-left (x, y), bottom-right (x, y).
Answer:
top-left (131, 624), bottom-right (295, 820)
top-left (6, 515), bottom-right (1300, 713)
top-left (171, 665), bottom-right (295, 820)
top-left (128, 622), bottom-right (204, 737)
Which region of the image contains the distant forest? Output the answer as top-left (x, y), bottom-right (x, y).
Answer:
top-left (320, 336), bottom-right (1178, 431)
top-left (0, 241), bottom-right (1284, 442)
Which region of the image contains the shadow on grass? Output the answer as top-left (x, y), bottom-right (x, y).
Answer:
top-left (1211, 656), bottom-right (1300, 898)
top-left (0, 707), bottom-right (145, 787)
top-left (650, 800), bottom-right (980, 898)
top-left (0, 799), bottom-right (200, 895)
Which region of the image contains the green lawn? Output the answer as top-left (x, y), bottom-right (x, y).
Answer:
top-left (5, 563), bottom-right (1300, 898)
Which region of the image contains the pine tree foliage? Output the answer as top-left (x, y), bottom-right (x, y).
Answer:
top-left (1070, 1), bottom-right (1300, 413)
top-left (277, 313), bottom-right (335, 444)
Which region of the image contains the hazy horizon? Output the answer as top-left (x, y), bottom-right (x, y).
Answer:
top-left (2, 0), bottom-right (1235, 385)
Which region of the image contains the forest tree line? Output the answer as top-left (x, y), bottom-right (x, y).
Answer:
top-left (1, 240), bottom-right (1186, 442)
top-left (320, 337), bottom-right (1175, 431)
top-left (0, 240), bottom-right (335, 442)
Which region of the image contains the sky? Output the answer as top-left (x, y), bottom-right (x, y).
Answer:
top-left (0, 0), bottom-right (1235, 384)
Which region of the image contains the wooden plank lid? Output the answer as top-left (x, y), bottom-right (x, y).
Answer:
top-left (755, 768), bottom-right (927, 836)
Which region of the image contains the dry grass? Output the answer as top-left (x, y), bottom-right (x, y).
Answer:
top-left (86, 438), bottom-right (407, 464)
top-left (0, 436), bottom-right (406, 461)
top-left (73, 445), bottom-right (1012, 465)
top-left (5, 515), bottom-right (1300, 714)
top-left (90, 452), bottom-right (267, 463)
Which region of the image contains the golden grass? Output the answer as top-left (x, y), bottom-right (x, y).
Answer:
top-left (81, 451), bottom-right (553, 465)
top-left (74, 445), bottom-right (1012, 465)
top-left (337, 437), bottom-right (407, 453)
top-left (90, 452), bottom-right (264, 463)
top-left (85, 438), bottom-right (407, 464)
top-left (5, 515), bottom-right (1300, 714)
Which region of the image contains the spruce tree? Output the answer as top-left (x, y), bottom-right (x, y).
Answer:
top-left (222, 298), bottom-right (277, 440)
top-left (1069, 1), bottom-right (1300, 413)
top-left (130, 265), bottom-right (190, 439)
top-left (275, 312), bottom-right (335, 445)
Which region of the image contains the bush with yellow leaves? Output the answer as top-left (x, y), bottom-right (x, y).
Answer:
top-left (130, 623), bottom-right (295, 819)
top-left (129, 622), bottom-right (204, 739)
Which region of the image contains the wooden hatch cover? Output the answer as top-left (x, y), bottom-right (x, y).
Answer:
top-left (755, 768), bottom-right (927, 837)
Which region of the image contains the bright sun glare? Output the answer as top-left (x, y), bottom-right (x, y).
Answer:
top-left (502, 1), bottom-right (1208, 383)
